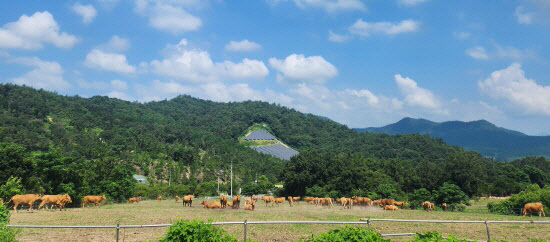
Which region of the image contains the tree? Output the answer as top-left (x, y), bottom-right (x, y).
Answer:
top-left (0, 177), bottom-right (23, 201)
top-left (432, 182), bottom-right (469, 205)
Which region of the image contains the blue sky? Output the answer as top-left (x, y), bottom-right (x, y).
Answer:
top-left (1, 0), bottom-right (550, 135)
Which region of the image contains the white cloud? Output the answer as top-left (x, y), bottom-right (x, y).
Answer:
top-left (225, 40), bottom-right (262, 52)
top-left (495, 44), bottom-right (534, 59)
top-left (453, 31), bottom-right (470, 40)
top-left (328, 30), bottom-right (350, 43)
top-left (149, 39), bottom-right (268, 82)
top-left (107, 91), bottom-right (134, 101)
top-left (0, 11), bottom-right (78, 50)
top-left (466, 46), bottom-right (489, 60)
top-left (398, 0), bottom-right (428, 6)
top-left (395, 74), bottom-right (442, 110)
top-left (291, 0), bottom-right (366, 12)
top-left (72, 3), bottom-right (97, 24)
top-left (97, 35), bottom-right (130, 52)
top-left (349, 19), bottom-right (420, 37)
top-left (9, 57), bottom-right (70, 91)
top-left (479, 63), bottom-right (550, 115)
top-left (84, 49), bottom-right (136, 74)
top-left (76, 79), bottom-right (110, 90)
top-left (134, 0), bottom-right (202, 33)
top-left (515, 6), bottom-right (535, 24)
top-left (346, 89), bottom-right (380, 106)
top-left (269, 54), bottom-right (338, 83)
top-left (111, 79), bottom-right (128, 90)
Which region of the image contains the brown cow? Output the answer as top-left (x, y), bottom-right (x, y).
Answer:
top-left (10, 194), bottom-right (42, 213)
top-left (182, 195), bottom-right (194, 207)
top-left (320, 197), bottom-right (333, 208)
top-left (380, 199), bottom-right (395, 207)
top-left (220, 195), bottom-right (228, 208)
top-left (201, 200), bottom-right (221, 209)
top-left (384, 205), bottom-right (399, 211)
top-left (175, 196), bottom-right (179, 202)
top-left (38, 194), bottom-right (72, 210)
top-left (232, 195), bottom-right (241, 209)
top-left (287, 196), bottom-right (294, 207)
top-left (226, 201), bottom-right (233, 207)
top-left (127, 197), bottom-right (138, 204)
top-left (441, 203), bottom-right (447, 211)
top-left (274, 197), bottom-right (285, 206)
top-left (393, 201), bottom-right (405, 208)
top-left (244, 201), bottom-right (256, 211)
top-left (245, 197), bottom-right (252, 205)
top-left (341, 197), bottom-right (352, 209)
top-left (157, 195), bottom-right (162, 202)
top-left (293, 196), bottom-right (300, 203)
top-left (252, 196), bottom-right (258, 202)
top-left (523, 202), bottom-right (546, 217)
top-left (82, 195), bottom-right (107, 208)
top-left (138, 196), bottom-right (142, 201)
top-left (422, 201), bottom-right (434, 211)
top-left (261, 196), bottom-right (274, 206)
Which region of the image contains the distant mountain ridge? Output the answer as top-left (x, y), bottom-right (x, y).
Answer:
top-left (356, 117), bottom-right (550, 161)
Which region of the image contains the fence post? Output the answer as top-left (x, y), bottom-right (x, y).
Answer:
top-left (367, 218), bottom-right (371, 230)
top-left (485, 221), bottom-right (491, 242)
top-left (116, 223), bottom-right (120, 242)
top-left (243, 219), bottom-right (247, 242)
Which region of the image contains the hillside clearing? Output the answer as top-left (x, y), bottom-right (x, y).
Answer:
top-left (9, 199), bottom-right (550, 241)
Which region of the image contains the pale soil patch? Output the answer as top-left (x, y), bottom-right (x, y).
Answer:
top-left (9, 200), bottom-right (550, 241)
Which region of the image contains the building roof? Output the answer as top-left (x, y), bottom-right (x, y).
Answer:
top-left (245, 130), bottom-right (276, 140)
top-left (250, 143), bottom-right (299, 160)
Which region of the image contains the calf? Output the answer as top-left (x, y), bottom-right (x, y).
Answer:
top-left (82, 195), bottom-right (107, 208)
top-left (244, 201), bottom-right (256, 211)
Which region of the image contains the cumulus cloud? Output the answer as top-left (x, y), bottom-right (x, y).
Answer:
top-left (349, 19), bottom-right (420, 37)
top-left (346, 89), bottom-right (380, 106)
top-left (111, 79), bottom-right (128, 90)
top-left (395, 74), bottom-right (442, 110)
top-left (84, 49), bottom-right (136, 74)
top-left (328, 30), bottom-right (350, 42)
top-left (134, 0), bottom-right (202, 33)
top-left (515, 6), bottom-right (534, 24)
top-left (107, 91), bottom-right (134, 101)
top-left (0, 11), bottom-right (78, 50)
top-left (479, 63), bottom-right (550, 115)
top-left (149, 39), bottom-right (268, 82)
top-left (466, 46), bottom-right (489, 60)
top-left (9, 57), bottom-right (70, 91)
top-left (293, 0), bottom-right (366, 12)
top-left (269, 54), bottom-right (338, 83)
top-left (225, 40), bottom-right (262, 52)
top-left (398, 0), bottom-right (428, 6)
top-left (76, 79), bottom-right (110, 90)
top-left (72, 3), bottom-right (97, 24)
top-left (96, 35), bottom-right (130, 52)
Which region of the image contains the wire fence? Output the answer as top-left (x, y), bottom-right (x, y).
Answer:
top-left (9, 218), bottom-right (550, 242)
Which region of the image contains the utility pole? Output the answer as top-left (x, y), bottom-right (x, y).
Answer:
top-left (168, 170), bottom-right (171, 187)
top-left (230, 161), bottom-right (233, 197)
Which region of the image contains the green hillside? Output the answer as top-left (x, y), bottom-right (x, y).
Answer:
top-left (357, 117), bottom-right (550, 161)
top-left (1, 84), bottom-right (549, 203)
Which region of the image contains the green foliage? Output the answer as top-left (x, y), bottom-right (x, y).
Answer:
top-left (433, 182), bottom-right (470, 206)
top-left (159, 219), bottom-right (237, 242)
top-left (0, 203), bottom-right (17, 242)
top-left (409, 188), bottom-right (432, 209)
top-left (413, 231), bottom-right (464, 242)
top-left (488, 184), bottom-right (550, 216)
top-left (0, 177), bottom-right (23, 201)
top-left (300, 226), bottom-right (390, 242)
top-left (375, 184), bottom-right (398, 199)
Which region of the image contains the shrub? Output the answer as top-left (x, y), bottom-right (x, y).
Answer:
top-left (300, 226), bottom-right (390, 242)
top-left (488, 184), bottom-right (550, 216)
top-left (413, 231), bottom-right (464, 242)
top-left (0, 203), bottom-right (17, 242)
top-left (159, 219), bottom-right (237, 242)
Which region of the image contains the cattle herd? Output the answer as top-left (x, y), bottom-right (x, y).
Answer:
top-left (1, 193), bottom-right (546, 217)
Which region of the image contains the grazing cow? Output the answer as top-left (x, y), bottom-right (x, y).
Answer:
top-left (127, 197), bottom-right (138, 204)
top-left (305, 197), bottom-right (314, 204)
top-left (252, 196), bottom-right (258, 203)
top-left (261, 196), bottom-right (274, 206)
top-left (226, 201), bottom-right (233, 207)
top-left (9, 194), bottom-right (42, 213)
top-left (245, 197), bottom-right (252, 205)
top-left (175, 196), bottom-right (179, 202)
top-left (320, 197), bottom-right (333, 208)
top-left (201, 200), bottom-right (221, 209)
top-left (523, 202), bottom-right (546, 217)
top-left (287, 196), bottom-right (293, 207)
top-left (220, 195), bottom-right (228, 208)
top-left (380, 199), bottom-right (395, 207)
top-left (182, 195), bottom-right (194, 207)
top-left (157, 195), bottom-right (162, 202)
top-left (38, 194), bottom-right (72, 211)
top-left (274, 197), bottom-right (285, 206)
top-left (82, 195), bottom-right (107, 208)
top-left (373, 199), bottom-right (381, 206)
top-left (384, 205), bottom-right (398, 211)
top-left (441, 203), bottom-right (447, 211)
top-left (244, 201), bottom-right (256, 211)
top-left (341, 197), bottom-right (352, 209)
top-left (393, 201), bottom-right (405, 208)
top-left (293, 196), bottom-right (300, 203)
top-left (232, 195), bottom-right (241, 209)
top-left (138, 196), bottom-right (142, 201)
top-left (422, 201), bottom-right (434, 211)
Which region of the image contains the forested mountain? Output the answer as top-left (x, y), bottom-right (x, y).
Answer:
top-left (356, 117), bottom-right (550, 161)
top-left (1, 84), bottom-right (549, 203)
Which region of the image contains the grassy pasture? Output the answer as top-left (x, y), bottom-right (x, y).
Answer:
top-left (9, 198), bottom-right (550, 241)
